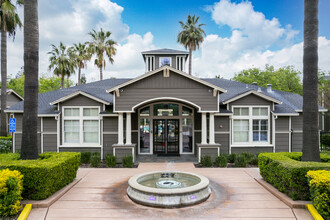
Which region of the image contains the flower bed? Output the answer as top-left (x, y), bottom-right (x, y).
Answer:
top-left (258, 152), bottom-right (330, 200)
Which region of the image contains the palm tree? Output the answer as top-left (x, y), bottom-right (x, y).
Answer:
top-left (302, 0), bottom-right (320, 162)
top-left (177, 15), bottom-right (205, 75)
top-left (87, 29), bottom-right (117, 80)
top-left (0, 0), bottom-right (23, 136)
top-left (48, 42), bottom-right (76, 89)
top-left (68, 43), bottom-right (91, 85)
top-left (21, 0), bottom-right (39, 160)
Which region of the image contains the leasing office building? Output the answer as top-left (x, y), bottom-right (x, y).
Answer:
top-left (7, 49), bottom-right (327, 162)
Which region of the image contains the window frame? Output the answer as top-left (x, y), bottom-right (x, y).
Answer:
top-left (159, 57), bottom-right (172, 67)
top-left (62, 106), bottom-right (101, 147)
top-left (231, 105), bottom-right (270, 146)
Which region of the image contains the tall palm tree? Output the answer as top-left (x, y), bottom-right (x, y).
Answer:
top-left (48, 42), bottom-right (76, 89)
top-left (302, 0), bottom-right (320, 162)
top-left (177, 15), bottom-right (205, 75)
top-left (68, 43), bottom-right (91, 85)
top-left (0, 0), bottom-right (23, 136)
top-left (87, 29), bottom-right (117, 80)
top-left (21, 0), bottom-right (38, 160)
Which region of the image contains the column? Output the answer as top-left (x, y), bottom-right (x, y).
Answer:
top-left (209, 113), bottom-right (215, 144)
top-left (201, 112), bottom-right (207, 144)
top-left (118, 113), bottom-right (124, 145)
top-left (126, 113), bottom-right (131, 145)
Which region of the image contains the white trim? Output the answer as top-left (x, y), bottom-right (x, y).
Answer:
top-left (214, 113), bottom-right (232, 116)
top-left (106, 65), bottom-right (227, 93)
top-left (4, 110), bottom-right (23, 113)
top-left (223, 90), bottom-right (282, 104)
top-left (42, 132), bottom-right (57, 135)
top-left (231, 145), bottom-right (274, 147)
top-left (56, 114), bottom-right (60, 152)
top-left (118, 113), bottom-right (124, 145)
top-left (7, 89), bottom-right (24, 100)
top-left (209, 113), bottom-right (215, 144)
top-left (198, 146), bottom-right (220, 163)
top-left (113, 146), bottom-right (135, 163)
top-left (50, 91), bottom-right (110, 105)
top-left (215, 131), bottom-right (230, 134)
top-left (272, 112), bottom-right (276, 152)
top-left (41, 117), bottom-right (44, 153)
top-left (201, 113), bottom-right (207, 144)
top-left (296, 109), bottom-right (328, 112)
top-left (289, 116), bottom-right (292, 152)
top-left (126, 113), bottom-right (132, 145)
top-left (100, 114), bottom-right (118, 117)
top-left (229, 116), bottom-right (232, 154)
top-left (103, 131), bottom-right (118, 134)
top-left (275, 131), bottom-right (291, 134)
top-left (59, 145), bottom-right (102, 148)
top-left (273, 113), bottom-right (299, 116)
top-left (38, 114), bottom-right (59, 117)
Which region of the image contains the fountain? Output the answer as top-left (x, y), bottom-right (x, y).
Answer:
top-left (127, 171), bottom-right (211, 208)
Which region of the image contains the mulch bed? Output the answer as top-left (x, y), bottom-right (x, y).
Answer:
top-left (79, 161), bottom-right (138, 168)
top-left (194, 163), bottom-right (258, 168)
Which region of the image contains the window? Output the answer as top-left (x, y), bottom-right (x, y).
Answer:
top-left (182, 106), bottom-right (193, 116)
top-left (63, 107), bottom-right (100, 145)
top-left (176, 56), bottom-right (185, 71)
top-left (140, 106), bottom-right (150, 117)
top-left (159, 57), bottom-right (171, 67)
top-left (153, 103), bottom-right (179, 116)
top-left (232, 106), bottom-right (269, 144)
top-left (146, 56), bottom-right (155, 72)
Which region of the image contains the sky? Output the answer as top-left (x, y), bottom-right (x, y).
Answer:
top-left (6, 0), bottom-right (330, 83)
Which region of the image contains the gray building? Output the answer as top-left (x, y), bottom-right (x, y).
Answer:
top-left (6, 49), bottom-right (327, 162)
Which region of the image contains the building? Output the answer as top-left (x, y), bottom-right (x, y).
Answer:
top-left (6, 49), bottom-right (327, 162)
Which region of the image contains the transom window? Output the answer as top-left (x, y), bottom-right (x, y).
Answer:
top-left (63, 107), bottom-right (100, 145)
top-left (159, 57), bottom-right (171, 67)
top-left (232, 106), bottom-right (269, 144)
top-left (153, 103), bottom-right (179, 116)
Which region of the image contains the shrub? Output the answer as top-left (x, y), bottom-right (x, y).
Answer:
top-left (241, 152), bottom-right (254, 162)
top-left (307, 170), bottom-right (330, 219)
top-left (249, 154), bottom-right (259, 166)
top-left (234, 154), bottom-right (247, 167)
top-left (0, 169), bottom-right (23, 216)
top-left (105, 154), bottom-right (117, 168)
top-left (215, 154), bottom-right (228, 167)
top-left (321, 134), bottom-right (330, 147)
top-left (81, 152), bottom-right (92, 164)
top-left (200, 155), bottom-right (212, 167)
top-left (0, 139), bottom-right (12, 153)
top-left (122, 155), bottom-right (133, 168)
top-left (0, 136), bottom-right (12, 140)
top-left (228, 153), bottom-right (236, 163)
top-left (259, 152), bottom-right (330, 200)
top-left (90, 152), bottom-right (101, 167)
top-left (0, 152), bottom-right (80, 200)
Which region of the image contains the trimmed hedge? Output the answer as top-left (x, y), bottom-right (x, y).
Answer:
top-left (259, 152), bottom-right (330, 200)
top-left (81, 152), bottom-right (91, 164)
top-left (122, 155), bottom-right (133, 168)
top-left (105, 154), bottom-right (117, 168)
top-left (307, 170), bottom-right (330, 219)
top-left (0, 136), bottom-right (12, 140)
top-left (0, 152), bottom-right (80, 200)
top-left (90, 152), bottom-right (101, 167)
top-left (0, 169), bottom-right (23, 216)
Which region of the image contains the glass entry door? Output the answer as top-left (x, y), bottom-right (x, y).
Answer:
top-left (153, 119), bottom-right (179, 155)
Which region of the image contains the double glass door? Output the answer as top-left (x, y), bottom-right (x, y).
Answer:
top-left (153, 119), bottom-right (179, 155)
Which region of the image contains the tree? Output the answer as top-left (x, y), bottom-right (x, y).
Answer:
top-left (48, 42), bottom-right (76, 89)
top-left (233, 65), bottom-right (303, 95)
top-left (87, 29), bottom-right (117, 80)
top-left (21, 0), bottom-right (39, 159)
top-left (0, 0), bottom-right (23, 136)
top-left (39, 75), bottom-right (73, 93)
top-left (177, 14), bottom-right (205, 75)
top-left (7, 74), bottom-right (24, 96)
top-left (302, 0), bottom-right (320, 162)
top-left (80, 73), bottom-right (86, 84)
top-left (68, 43), bottom-right (91, 85)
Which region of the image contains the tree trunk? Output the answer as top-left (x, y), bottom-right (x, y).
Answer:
top-left (100, 67), bottom-right (103, 80)
top-left (61, 75), bottom-right (64, 89)
top-left (1, 29), bottom-right (8, 136)
top-left (188, 48), bottom-right (192, 75)
top-left (78, 66), bottom-right (81, 85)
top-left (21, 0), bottom-right (39, 160)
top-left (302, 0), bottom-right (320, 162)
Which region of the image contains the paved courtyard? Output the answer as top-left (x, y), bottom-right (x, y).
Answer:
top-left (28, 163), bottom-right (313, 220)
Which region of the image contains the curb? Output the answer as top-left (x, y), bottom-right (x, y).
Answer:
top-left (21, 178), bottom-right (81, 208)
top-left (255, 178), bottom-right (312, 208)
top-left (17, 204), bottom-right (32, 220)
top-left (306, 204), bottom-right (324, 220)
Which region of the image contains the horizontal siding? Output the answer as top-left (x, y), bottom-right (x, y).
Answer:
top-left (43, 134), bottom-right (57, 152)
top-left (43, 117), bottom-right (57, 132)
top-left (215, 116), bottom-right (229, 132)
top-left (114, 148), bottom-right (133, 163)
top-left (292, 133), bottom-right (303, 152)
top-left (7, 93), bottom-right (21, 107)
top-left (194, 132), bottom-right (201, 155)
top-left (291, 115), bottom-right (303, 131)
top-left (230, 94), bottom-right (272, 106)
top-left (231, 147), bottom-right (273, 154)
top-left (14, 133), bottom-right (41, 154)
top-left (200, 148), bottom-right (218, 161)
top-left (276, 117), bottom-right (289, 131)
top-left (275, 133), bottom-right (289, 152)
top-left (103, 134), bottom-right (117, 157)
top-left (59, 147), bottom-right (101, 154)
top-left (15, 114), bottom-right (23, 132)
top-left (215, 133), bottom-right (229, 154)
top-left (60, 95), bottom-right (103, 107)
top-left (103, 117), bottom-right (118, 132)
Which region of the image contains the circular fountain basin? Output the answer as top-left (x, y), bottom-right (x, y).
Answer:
top-left (127, 171), bottom-right (211, 208)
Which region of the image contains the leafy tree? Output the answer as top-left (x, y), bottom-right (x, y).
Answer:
top-left (87, 29), bottom-right (117, 80)
top-left (48, 42), bottom-right (76, 89)
top-left (7, 74), bottom-right (24, 96)
top-left (233, 65), bottom-right (303, 95)
top-left (302, 0), bottom-right (320, 162)
top-left (0, 0), bottom-right (23, 136)
top-left (68, 43), bottom-right (91, 85)
top-left (177, 15), bottom-right (205, 75)
top-left (80, 73), bottom-right (86, 84)
top-left (21, 0), bottom-right (39, 159)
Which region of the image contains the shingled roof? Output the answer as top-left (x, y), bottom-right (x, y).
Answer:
top-left (7, 76), bottom-right (326, 115)
top-left (141, 48), bottom-right (189, 55)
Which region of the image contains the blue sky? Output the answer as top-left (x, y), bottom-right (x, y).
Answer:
top-left (7, 0), bottom-right (330, 82)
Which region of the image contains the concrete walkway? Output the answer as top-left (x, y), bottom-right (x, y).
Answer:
top-left (28, 163), bottom-right (313, 220)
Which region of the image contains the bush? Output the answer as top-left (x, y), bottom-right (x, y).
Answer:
top-left (259, 152), bottom-right (330, 200)
top-left (241, 152), bottom-right (254, 162)
top-left (200, 155), bottom-right (212, 167)
top-left (105, 154), bottom-right (117, 168)
top-left (0, 152), bottom-right (80, 200)
top-left (234, 154), bottom-right (247, 167)
top-left (249, 154), bottom-right (259, 166)
top-left (90, 152), bottom-right (101, 167)
top-left (0, 139), bottom-right (12, 153)
top-left (0, 136), bottom-right (12, 140)
top-left (321, 134), bottom-right (330, 147)
top-left (81, 152), bottom-right (92, 164)
top-left (122, 155), bottom-right (133, 168)
top-left (0, 169), bottom-right (23, 216)
top-left (215, 154), bottom-right (228, 167)
top-left (307, 170), bottom-right (330, 219)
top-left (228, 153), bottom-right (236, 163)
